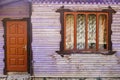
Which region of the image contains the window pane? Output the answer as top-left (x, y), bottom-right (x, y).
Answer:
top-left (77, 14), bottom-right (86, 49)
top-left (88, 14), bottom-right (96, 49)
top-left (65, 14), bottom-right (74, 50)
top-left (99, 14), bottom-right (107, 50)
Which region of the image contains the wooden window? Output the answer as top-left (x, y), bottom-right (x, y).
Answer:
top-left (56, 6), bottom-right (116, 56)
top-left (64, 12), bottom-right (108, 51)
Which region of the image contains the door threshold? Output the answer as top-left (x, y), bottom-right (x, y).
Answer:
top-left (7, 72), bottom-right (29, 75)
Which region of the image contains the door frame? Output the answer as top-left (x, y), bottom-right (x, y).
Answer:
top-left (2, 18), bottom-right (32, 75)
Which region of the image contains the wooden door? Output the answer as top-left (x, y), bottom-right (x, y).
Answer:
top-left (6, 20), bottom-right (28, 72)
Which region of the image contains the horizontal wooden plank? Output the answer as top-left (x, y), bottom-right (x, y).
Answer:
top-left (31, 15), bottom-right (60, 19)
top-left (112, 41), bottom-right (120, 44)
top-left (32, 12), bottom-right (60, 16)
top-left (32, 22), bottom-right (60, 26)
top-left (112, 24), bottom-right (120, 27)
top-left (113, 47), bottom-right (120, 50)
top-left (34, 70), bottom-right (120, 73)
top-left (113, 14), bottom-right (120, 18)
top-left (112, 25), bottom-right (120, 28)
top-left (112, 27), bottom-right (120, 31)
top-left (32, 25), bottom-right (60, 28)
top-left (112, 35), bottom-right (120, 39)
top-left (32, 6), bottom-right (61, 12)
top-left (33, 53), bottom-right (117, 59)
top-left (33, 38), bottom-right (60, 41)
top-left (33, 72), bottom-right (120, 77)
top-left (36, 67), bottom-right (119, 71)
top-left (36, 60), bottom-right (118, 63)
top-left (32, 26), bottom-right (60, 29)
top-left (112, 39), bottom-right (120, 43)
top-left (32, 29), bottom-right (60, 32)
top-left (30, 34), bottom-right (60, 37)
top-left (32, 35), bottom-right (59, 37)
top-left (31, 18), bottom-right (60, 23)
top-left (111, 33), bottom-right (120, 37)
top-left (112, 31), bottom-right (120, 33)
top-left (32, 33), bottom-right (60, 36)
top-left (112, 22), bottom-right (120, 24)
top-left (32, 44), bottom-right (59, 47)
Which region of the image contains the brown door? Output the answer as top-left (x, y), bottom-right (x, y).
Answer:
top-left (6, 20), bottom-right (28, 72)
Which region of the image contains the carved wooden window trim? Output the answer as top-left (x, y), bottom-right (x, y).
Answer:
top-left (56, 6), bottom-right (116, 56)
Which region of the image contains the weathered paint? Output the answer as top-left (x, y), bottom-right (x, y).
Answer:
top-left (31, 3), bottom-right (120, 77)
top-left (0, 0), bottom-right (120, 79)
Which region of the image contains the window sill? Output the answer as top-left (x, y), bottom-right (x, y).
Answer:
top-left (56, 50), bottom-right (116, 57)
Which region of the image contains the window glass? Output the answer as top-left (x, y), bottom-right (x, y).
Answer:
top-left (65, 14), bottom-right (74, 50)
top-left (64, 12), bottom-right (108, 51)
top-left (99, 14), bottom-right (107, 50)
top-left (77, 14), bottom-right (86, 49)
top-left (88, 14), bottom-right (96, 49)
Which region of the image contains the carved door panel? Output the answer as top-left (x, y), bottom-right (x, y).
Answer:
top-left (6, 21), bottom-right (27, 72)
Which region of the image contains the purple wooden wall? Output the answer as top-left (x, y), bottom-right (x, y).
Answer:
top-left (0, 0), bottom-right (30, 75)
top-left (0, 0), bottom-right (120, 78)
top-left (31, 3), bottom-right (120, 77)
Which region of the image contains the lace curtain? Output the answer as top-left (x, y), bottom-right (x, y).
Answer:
top-left (65, 14), bottom-right (74, 50)
top-left (77, 14), bottom-right (86, 49)
top-left (99, 14), bottom-right (107, 50)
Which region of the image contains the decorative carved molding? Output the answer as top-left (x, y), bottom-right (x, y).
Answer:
top-left (56, 6), bottom-right (116, 57)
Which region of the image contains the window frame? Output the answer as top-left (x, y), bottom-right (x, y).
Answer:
top-left (64, 12), bottom-right (109, 52)
top-left (56, 6), bottom-right (116, 56)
